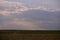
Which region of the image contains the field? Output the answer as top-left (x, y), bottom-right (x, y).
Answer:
top-left (0, 30), bottom-right (60, 40)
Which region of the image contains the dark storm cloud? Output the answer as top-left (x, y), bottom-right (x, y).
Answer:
top-left (20, 10), bottom-right (60, 30)
top-left (0, 9), bottom-right (60, 30)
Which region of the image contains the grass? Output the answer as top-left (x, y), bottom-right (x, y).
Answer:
top-left (0, 30), bottom-right (60, 40)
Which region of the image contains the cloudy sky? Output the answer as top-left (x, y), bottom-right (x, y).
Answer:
top-left (0, 0), bottom-right (60, 30)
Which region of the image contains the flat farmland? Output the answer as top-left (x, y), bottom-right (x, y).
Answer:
top-left (0, 30), bottom-right (60, 40)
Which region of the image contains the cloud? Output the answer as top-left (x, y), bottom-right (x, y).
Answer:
top-left (19, 9), bottom-right (60, 30)
top-left (0, 9), bottom-right (60, 30)
top-left (18, 0), bottom-right (60, 11)
top-left (30, 7), bottom-right (60, 12)
top-left (0, 0), bottom-right (60, 30)
top-left (0, 0), bottom-right (29, 16)
top-left (0, 18), bottom-right (45, 30)
top-left (0, 0), bottom-right (60, 16)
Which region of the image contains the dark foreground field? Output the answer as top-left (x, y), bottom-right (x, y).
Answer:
top-left (0, 30), bottom-right (60, 40)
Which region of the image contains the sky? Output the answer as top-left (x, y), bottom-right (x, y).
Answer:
top-left (0, 0), bottom-right (60, 30)
top-left (6, 0), bottom-right (60, 8)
